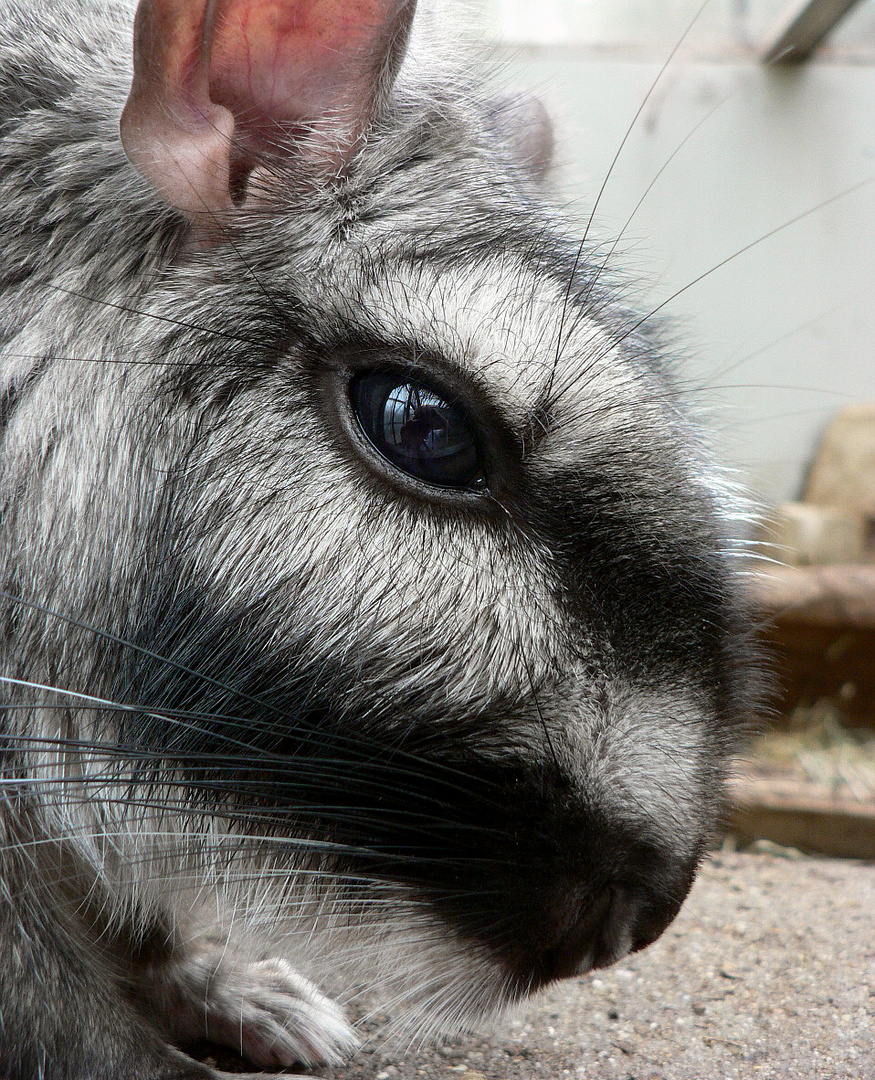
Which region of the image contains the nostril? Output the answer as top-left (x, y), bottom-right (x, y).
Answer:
top-left (536, 887), bottom-right (612, 982)
top-left (590, 883), bottom-right (684, 969)
top-left (577, 885), bottom-right (652, 972)
top-left (591, 887), bottom-right (637, 969)
top-left (627, 886), bottom-right (689, 955)
top-left (520, 884), bottom-right (637, 987)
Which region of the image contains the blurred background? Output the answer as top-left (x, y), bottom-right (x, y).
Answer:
top-left (463, 0), bottom-right (875, 858)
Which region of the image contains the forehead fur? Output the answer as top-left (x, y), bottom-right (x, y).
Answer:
top-left (315, 252), bottom-right (652, 444)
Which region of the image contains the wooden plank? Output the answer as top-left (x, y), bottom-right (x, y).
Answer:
top-left (752, 564), bottom-right (875, 629)
top-left (729, 776), bottom-right (875, 859)
top-left (762, 0), bottom-right (867, 63)
top-left (758, 621), bottom-right (875, 727)
top-left (751, 566), bottom-right (875, 726)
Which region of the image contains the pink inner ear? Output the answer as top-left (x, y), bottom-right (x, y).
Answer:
top-left (120, 0), bottom-right (415, 216)
top-left (209, 0), bottom-right (407, 137)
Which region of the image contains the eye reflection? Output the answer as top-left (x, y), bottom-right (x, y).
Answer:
top-left (385, 384), bottom-right (448, 451)
top-left (350, 372), bottom-right (483, 489)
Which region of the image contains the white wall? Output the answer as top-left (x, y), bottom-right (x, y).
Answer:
top-left (479, 38), bottom-right (875, 502)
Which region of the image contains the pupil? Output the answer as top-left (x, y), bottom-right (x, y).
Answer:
top-left (350, 372), bottom-right (483, 490)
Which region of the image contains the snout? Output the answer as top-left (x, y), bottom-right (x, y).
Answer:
top-left (247, 697), bottom-right (717, 997)
top-left (376, 748), bottom-right (710, 997)
top-left (505, 856), bottom-right (698, 993)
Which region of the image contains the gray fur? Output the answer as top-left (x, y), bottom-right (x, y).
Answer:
top-left (0, 2), bottom-right (752, 1078)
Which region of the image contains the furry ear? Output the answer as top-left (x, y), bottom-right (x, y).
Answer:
top-left (489, 93), bottom-right (555, 180)
top-left (120, 0), bottom-right (416, 215)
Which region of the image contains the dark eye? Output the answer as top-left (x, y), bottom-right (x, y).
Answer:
top-left (349, 371), bottom-right (484, 490)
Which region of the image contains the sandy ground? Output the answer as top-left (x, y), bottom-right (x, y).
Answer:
top-left (202, 852), bottom-right (874, 1080)
top-left (317, 852), bottom-right (874, 1080)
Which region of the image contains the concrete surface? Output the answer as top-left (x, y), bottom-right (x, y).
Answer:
top-left (319, 852), bottom-right (874, 1080)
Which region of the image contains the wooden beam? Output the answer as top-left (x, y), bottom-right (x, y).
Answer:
top-left (730, 775), bottom-right (875, 859)
top-left (762, 0), bottom-right (867, 63)
top-left (754, 564), bottom-right (875, 630)
top-left (752, 566), bottom-right (875, 727)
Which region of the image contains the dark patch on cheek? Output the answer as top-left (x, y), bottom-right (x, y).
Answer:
top-left (111, 591), bottom-right (705, 989)
top-left (526, 464), bottom-right (749, 728)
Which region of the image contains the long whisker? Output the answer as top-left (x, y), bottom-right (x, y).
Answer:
top-left (612, 172), bottom-right (875, 354)
top-left (47, 285), bottom-right (263, 347)
top-left (548, 0), bottom-right (714, 400)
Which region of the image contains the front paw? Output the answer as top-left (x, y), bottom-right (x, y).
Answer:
top-left (151, 951), bottom-right (358, 1069)
top-left (203, 957), bottom-right (357, 1069)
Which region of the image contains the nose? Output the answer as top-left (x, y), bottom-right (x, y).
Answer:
top-left (506, 854), bottom-right (698, 992)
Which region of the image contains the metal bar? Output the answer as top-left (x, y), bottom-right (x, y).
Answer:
top-left (762, 0), bottom-right (867, 63)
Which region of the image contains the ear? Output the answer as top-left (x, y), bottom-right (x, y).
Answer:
top-left (489, 93), bottom-right (554, 181)
top-left (120, 0), bottom-right (416, 216)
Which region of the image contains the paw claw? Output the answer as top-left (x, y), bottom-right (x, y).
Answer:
top-left (223, 958), bottom-right (358, 1068)
top-left (154, 948), bottom-right (357, 1069)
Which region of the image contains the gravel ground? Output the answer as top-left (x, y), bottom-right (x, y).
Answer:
top-left (317, 852), bottom-right (874, 1080)
top-left (201, 852), bottom-right (874, 1080)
